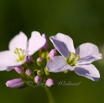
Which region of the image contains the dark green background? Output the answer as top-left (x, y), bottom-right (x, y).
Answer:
top-left (0, 0), bottom-right (104, 103)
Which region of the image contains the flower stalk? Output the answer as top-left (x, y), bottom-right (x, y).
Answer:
top-left (44, 87), bottom-right (55, 103)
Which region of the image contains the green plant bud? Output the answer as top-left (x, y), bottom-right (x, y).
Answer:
top-left (64, 71), bottom-right (69, 74)
top-left (37, 70), bottom-right (44, 76)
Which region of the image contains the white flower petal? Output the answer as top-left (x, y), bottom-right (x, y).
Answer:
top-left (9, 32), bottom-right (28, 51)
top-left (0, 51), bottom-right (16, 65)
top-left (46, 56), bottom-right (75, 72)
top-left (28, 31), bottom-right (46, 55)
top-left (6, 66), bottom-right (14, 71)
top-left (75, 43), bottom-right (102, 64)
top-left (0, 51), bottom-right (26, 67)
top-left (0, 66), bottom-right (14, 71)
top-left (50, 33), bottom-right (75, 58)
top-left (74, 64), bottom-right (100, 81)
top-left (0, 65), bottom-right (8, 71)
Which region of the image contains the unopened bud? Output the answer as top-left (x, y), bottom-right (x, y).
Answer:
top-left (37, 57), bottom-right (43, 66)
top-left (14, 66), bottom-right (24, 74)
top-left (46, 78), bottom-right (54, 87)
top-left (48, 49), bottom-right (57, 59)
top-left (37, 70), bottom-right (44, 76)
top-left (5, 78), bottom-right (25, 88)
top-left (42, 34), bottom-right (49, 51)
top-left (34, 76), bottom-right (42, 83)
top-left (26, 69), bottom-right (33, 77)
top-left (26, 55), bottom-right (33, 63)
top-left (37, 57), bottom-right (43, 62)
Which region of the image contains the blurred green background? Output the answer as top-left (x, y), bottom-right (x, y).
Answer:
top-left (0, 0), bottom-right (104, 103)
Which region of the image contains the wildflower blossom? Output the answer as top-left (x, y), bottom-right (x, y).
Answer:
top-left (47, 33), bottom-right (102, 81)
top-left (0, 31), bottom-right (46, 71)
top-left (0, 31), bottom-right (56, 89)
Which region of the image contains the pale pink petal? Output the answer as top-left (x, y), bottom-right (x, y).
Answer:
top-left (0, 66), bottom-right (14, 71)
top-left (0, 51), bottom-right (26, 67)
top-left (75, 43), bottom-right (102, 64)
top-left (28, 31), bottom-right (46, 55)
top-left (0, 65), bottom-right (8, 71)
top-left (50, 33), bottom-right (75, 58)
top-left (74, 64), bottom-right (100, 81)
top-left (0, 65), bottom-right (14, 71)
top-left (46, 56), bottom-right (75, 72)
top-left (6, 66), bottom-right (14, 71)
top-left (9, 32), bottom-right (28, 51)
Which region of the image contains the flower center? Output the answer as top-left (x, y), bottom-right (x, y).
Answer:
top-left (66, 52), bottom-right (80, 66)
top-left (14, 48), bottom-right (25, 62)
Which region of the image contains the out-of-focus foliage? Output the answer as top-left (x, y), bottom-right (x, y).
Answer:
top-left (0, 0), bottom-right (104, 103)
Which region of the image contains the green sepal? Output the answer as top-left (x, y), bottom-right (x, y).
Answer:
top-left (44, 67), bottom-right (50, 75)
top-left (39, 49), bottom-right (49, 59)
top-left (64, 71), bottom-right (69, 74)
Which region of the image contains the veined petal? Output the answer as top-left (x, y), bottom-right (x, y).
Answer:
top-left (9, 32), bottom-right (28, 51)
top-left (74, 64), bottom-right (100, 81)
top-left (28, 31), bottom-right (46, 55)
top-left (75, 43), bottom-right (102, 64)
top-left (50, 33), bottom-right (75, 58)
top-left (46, 56), bottom-right (75, 72)
top-left (0, 51), bottom-right (26, 67)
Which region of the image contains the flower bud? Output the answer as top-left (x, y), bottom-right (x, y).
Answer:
top-left (5, 78), bottom-right (25, 88)
top-left (37, 57), bottom-right (43, 66)
top-left (26, 69), bottom-right (33, 77)
top-left (34, 76), bottom-right (42, 83)
top-left (37, 57), bottom-right (43, 63)
top-left (42, 34), bottom-right (49, 51)
top-left (48, 49), bottom-right (57, 59)
top-left (46, 78), bottom-right (54, 87)
top-left (14, 66), bottom-right (24, 74)
top-left (37, 70), bottom-right (44, 76)
top-left (26, 55), bottom-right (33, 63)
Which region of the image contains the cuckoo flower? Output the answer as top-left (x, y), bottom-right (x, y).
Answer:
top-left (47, 33), bottom-right (102, 81)
top-left (0, 31), bottom-right (46, 71)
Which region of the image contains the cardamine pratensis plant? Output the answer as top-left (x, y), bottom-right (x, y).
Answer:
top-left (0, 31), bottom-right (102, 88)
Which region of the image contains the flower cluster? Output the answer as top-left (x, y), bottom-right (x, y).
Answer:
top-left (0, 31), bottom-right (102, 88)
top-left (0, 31), bottom-right (55, 88)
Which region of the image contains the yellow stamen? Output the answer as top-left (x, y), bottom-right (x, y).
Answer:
top-left (66, 52), bottom-right (80, 66)
top-left (14, 48), bottom-right (25, 62)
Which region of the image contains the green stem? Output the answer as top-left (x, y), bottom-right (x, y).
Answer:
top-left (44, 87), bottom-right (55, 103)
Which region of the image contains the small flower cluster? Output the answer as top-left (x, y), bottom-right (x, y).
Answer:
top-left (0, 31), bottom-right (102, 88)
top-left (0, 31), bottom-right (55, 88)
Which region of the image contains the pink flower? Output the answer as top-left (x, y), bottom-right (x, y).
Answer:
top-left (47, 33), bottom-right (102, 81)
top-left (0, 31), bottom-right (46, 71)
